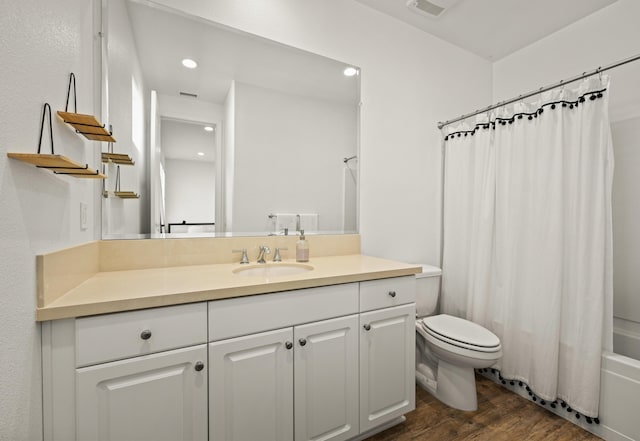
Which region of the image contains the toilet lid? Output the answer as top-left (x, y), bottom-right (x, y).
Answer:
top-left (421, 314), bottom-right (501, 352)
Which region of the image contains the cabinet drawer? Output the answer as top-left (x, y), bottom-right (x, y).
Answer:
top-left (76, 303), bottom-right (207, 367)
top-left (359, 276), bottom-right (416, 312)
top-left (209, 283), bottom-right (359, 341)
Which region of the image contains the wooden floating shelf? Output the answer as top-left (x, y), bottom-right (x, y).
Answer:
top-left (7, 153), bottom-right (106, 179)
top-left (102, 152), bottom-right (134, 165)
top-left (57, 111), bottom-right (116, 142)
top-left (114, 191), bottom-right (140, 199)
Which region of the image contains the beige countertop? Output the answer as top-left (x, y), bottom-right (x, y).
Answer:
top-left (37, 254), bottom-right (422, 321)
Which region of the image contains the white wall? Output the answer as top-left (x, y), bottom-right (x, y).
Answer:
top-left (157, 94), bottom-right (222, 231)
top-left (0, 0), bottom-right (99, 439)
top-left (343, 161), bottom-right (358, 232)
top-left (611, 118), bottom-right (640, 347)
top-left (164, 158), bottom-right (215, 227)
top-left (493, 0), bottom-right (640, 122)
top-left (161, 119), bottom-right (216, 227)
top-left (160, 118), bottom-right (216, 161)
top-left (157, 93), bottom-right (222, 123)
top-left (0, 1), bottom-right (491, 438)
top-left (153, 0), bottom-right (492, 264)
top-left (223, 81), bottom-right (236, 232)
top-left (232, 82), bottom-right (356, 233)
top-left (492, 0), bottom-right (640, 347)
top-left (103, 0), bottom-right (149, 236)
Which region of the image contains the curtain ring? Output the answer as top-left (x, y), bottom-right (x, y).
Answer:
top-left (597, 67), bottom-right (603, 86)
top-left (485, 109), bottom-right (491, 125)
top-left (559, 80), bottom-right (567, 104)
top-left (537, 86), bottom-right (544, 106)
top-left (513, 94), bottom-right (524, 115)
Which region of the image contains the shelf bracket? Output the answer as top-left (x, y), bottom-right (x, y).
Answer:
top-left (64, 72), bottom-right (77, 113)
top-left (37, 103), bottom-right (55, 155)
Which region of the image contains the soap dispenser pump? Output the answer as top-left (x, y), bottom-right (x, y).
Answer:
top-left (296, 230), bottom-right (309, 262)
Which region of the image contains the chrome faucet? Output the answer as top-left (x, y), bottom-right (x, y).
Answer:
top-left (256, 245), bottom-right (271, 264)
top-left (272, 247), bottom-right (288, 262)
top-left (232, 248), bottom-right (249, 264)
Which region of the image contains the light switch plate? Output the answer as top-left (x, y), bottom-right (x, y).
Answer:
top-left (80, 202), bottom-right (88, 230)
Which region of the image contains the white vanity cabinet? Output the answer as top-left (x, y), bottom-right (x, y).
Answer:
top-left (359, 303), bottom-right (416, 432)
top-left (207, 284), bottom-right (360, 441)
top-left (76, 344), bottom-right (208, 441)
top-left (294, 314), bottom-right (360, 441)
top-left (208, 315), bottom-right (359, 441)
top-left (42, 303), bottom-right (209, 441)
top-left (42, 275), bottom-right (416, 441)
top-left (208, 327), bottom-right (295, 441)
top-left (358, 278), bottom-right (416, 432)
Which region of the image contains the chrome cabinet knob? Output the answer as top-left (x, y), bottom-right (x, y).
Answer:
top-left (363, 324), bottom-right (371, 331)
top-left (388, 291), bottom-right (397, 298)
top-left (194, 361), bottom-right (205, 372)
top-left (140, 330), bottom-right (152, 340)
top-left (285, 341), bottom-right (293, 350)
top-left (299, 338), bottom-right (307, 346)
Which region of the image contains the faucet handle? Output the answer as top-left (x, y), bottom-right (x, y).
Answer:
top-left (257, 245), bottom-right (271, 264)
top-left (232, 248), bottom-right (249, 264)
top-left (273, 247), bottom-right (288, 262)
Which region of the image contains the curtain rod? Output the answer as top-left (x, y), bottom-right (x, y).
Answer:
top-left (437, 52), bottom-right (640, 130)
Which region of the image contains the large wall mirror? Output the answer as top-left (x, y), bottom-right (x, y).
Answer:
top-left (102, 0), bottom-right (360, 239)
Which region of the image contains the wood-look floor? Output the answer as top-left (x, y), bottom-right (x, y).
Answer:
top-left (366, 375), bottom-right (602, 441)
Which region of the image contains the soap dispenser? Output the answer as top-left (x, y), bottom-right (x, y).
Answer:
top-left (296, 230), bottom-right (309, 262)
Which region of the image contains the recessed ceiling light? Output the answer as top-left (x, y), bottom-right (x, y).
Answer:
top-left (197, 152), bottom-right (205, 156)
top-left (204, 126), bottom-right (214, 132)
top-left (182, 58), bottom-right (198, 69)
top-left (343, 67), bottom-right (358, 77)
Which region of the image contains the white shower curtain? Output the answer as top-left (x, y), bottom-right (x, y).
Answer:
top-left (441, 76), bottom-right (614, 417)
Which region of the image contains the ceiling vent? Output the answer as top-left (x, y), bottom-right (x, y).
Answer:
top-left (406, 0), bottom-right (461, 18)
top-left (179, 91), bottom-right (198, 98)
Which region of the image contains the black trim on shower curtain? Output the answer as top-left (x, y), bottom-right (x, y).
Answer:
top-left (442, 88), bottom-right (607, 141)
top-left (437, 52), bottom-right (640, 129)
top-left (478, 368), bottom-right (601, 425)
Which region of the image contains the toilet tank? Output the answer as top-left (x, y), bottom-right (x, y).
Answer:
top-left (416, 264), bottom-right (442, 317)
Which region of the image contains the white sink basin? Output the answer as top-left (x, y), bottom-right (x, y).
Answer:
top-left (232, 263), bottom-right (314, 277)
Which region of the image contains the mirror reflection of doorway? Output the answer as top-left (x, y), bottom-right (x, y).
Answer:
top-left (160, 118), bottom-right (216, 234)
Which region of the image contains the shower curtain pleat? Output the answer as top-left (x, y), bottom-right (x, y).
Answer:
top-left (441, 76), bottom-right (614, 417)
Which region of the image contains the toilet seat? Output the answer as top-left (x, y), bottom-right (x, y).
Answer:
top-left (421, 314), bottom-right (501, 353)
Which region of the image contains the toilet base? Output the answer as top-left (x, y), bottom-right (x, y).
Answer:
top-left (415, 318), bottom-right (500, 412)
top-left (434, 360), bottom-right (478, 411)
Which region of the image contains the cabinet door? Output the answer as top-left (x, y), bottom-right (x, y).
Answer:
top-left (359, 303), bottom-right (415, 432)
top-left (294, 315), bottom-right (359, 441)
top-left (76, 344), bottom-right (208, 441)
top-left (209, 327), bottom-right (294, 441)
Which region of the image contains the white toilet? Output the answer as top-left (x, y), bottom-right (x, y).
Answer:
top-left (415, 265), bottom-right (502, 411)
